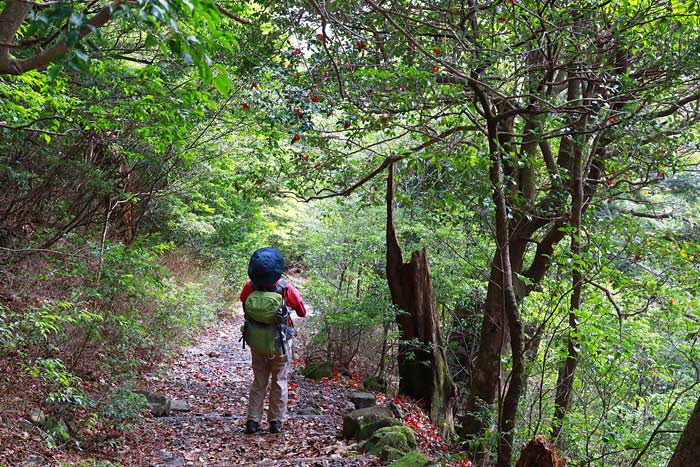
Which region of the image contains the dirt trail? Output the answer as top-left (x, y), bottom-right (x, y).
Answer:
top-left (119, 297), bottom-right (379, 467)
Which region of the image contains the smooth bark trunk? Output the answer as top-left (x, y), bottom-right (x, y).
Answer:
top-left (667, 396), bottom-right (700, 467)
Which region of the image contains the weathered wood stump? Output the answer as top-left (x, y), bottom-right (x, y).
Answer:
top-left (516, 435), bottom-right (565, 467)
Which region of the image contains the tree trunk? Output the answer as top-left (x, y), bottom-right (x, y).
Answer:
top-left (667, 396), bottom-right (700, 467)
top-left (386, 161), bottom-right (456, 434)
top-left (516, 435), bottom-right (566, 467)
top-left (552, 141), bottom-right (585, 438)
top-left (460, 252), bottom-right (508, 442)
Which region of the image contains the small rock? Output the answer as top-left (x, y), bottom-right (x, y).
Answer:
top-left (388, 449), bottom-right (430, 467)
top-left (362, 375), bottom-right (388, 392)
top-left (358, 417), bottom-right (403, 441)
top-left (301, 361), bottom-right (333, 380)
top-left (348, 391), bottom-right (376, 409)
top-left (360, 426), bottom-right (417, 462)
top-left (20, 454), bottom-right (46, 467)
top-left (207, 351), bottom-right (221, 358)
top-left (342, 406), bottom-right (395, 440)
top-left (29, 407), bottom-right (46, 426)
top-left (170, 399), bottom-right (192, 412)
top-left (46, 417), bottom-right (71, 442)
top-left (297, 406), bottom-right (321, 416)
top-left (135, 390), bottom-right (172, 417)
top-left (389, 401), bottom-right (405, 419)
top-left (166, 457), bottom-right (185, 467)
top-left (19, 418), bottom-right (34, 431)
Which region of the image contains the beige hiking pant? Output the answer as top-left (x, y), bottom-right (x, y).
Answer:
top-left (247, 340), bottom-right (292, 423)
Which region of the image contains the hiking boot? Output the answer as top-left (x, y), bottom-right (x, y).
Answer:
top-left (245, 420), bottom-right (260, 434)
top-left (269, 420), bottom-right (283, 434)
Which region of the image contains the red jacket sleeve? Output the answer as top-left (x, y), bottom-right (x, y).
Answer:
top-left (239, 280), bottom-right (254, 304)
top-left (283, 283), bottom-right (307, 317)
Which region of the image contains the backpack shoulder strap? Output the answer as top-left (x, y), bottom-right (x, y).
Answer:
top-left (275, 280), bottom-right (288, 298)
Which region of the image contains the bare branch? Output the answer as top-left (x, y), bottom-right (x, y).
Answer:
top-left (303, 124), bottom-right (475, 201)
top-left (0, 119), bottom-right (68, 135)
top-left (629, 208), bottom-right (673, 219)
top-left (214, 3), bottom-right (251, 25)
top-left (585, 279), bottom-right (623, 318)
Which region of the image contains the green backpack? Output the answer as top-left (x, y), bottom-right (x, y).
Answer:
top-left (242, 281), bottom-right (292, 355)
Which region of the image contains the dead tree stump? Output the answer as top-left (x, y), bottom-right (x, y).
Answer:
top-left (515, 435), bottom-right (566, 467)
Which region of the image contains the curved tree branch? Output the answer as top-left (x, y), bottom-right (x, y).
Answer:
top-left (214, 3), bottom-right (251, 25)
top-left (0, 0), bottom-right (125, 75)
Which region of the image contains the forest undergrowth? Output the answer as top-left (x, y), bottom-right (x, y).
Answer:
top-left (0, 245), bottom-right (465, 467)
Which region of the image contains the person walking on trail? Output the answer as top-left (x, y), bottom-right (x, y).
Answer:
top-left (240, 247), bottom-right (306, 434)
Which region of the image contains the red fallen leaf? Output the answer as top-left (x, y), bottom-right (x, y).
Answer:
top-left (193, 372), bottom-right (200, 378)
top-left (311, 95), bottom-right (320, 102)
top-left (293, 108), bottom-right (302, 116)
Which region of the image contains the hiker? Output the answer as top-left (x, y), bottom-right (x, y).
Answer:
top-left (240, 247), bottom-right (306, 434)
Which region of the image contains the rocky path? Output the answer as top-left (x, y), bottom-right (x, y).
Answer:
top-left (118, 307), bottom-right (380, 467)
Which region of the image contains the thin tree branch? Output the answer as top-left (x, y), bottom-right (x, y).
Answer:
top-left (214, 3), bottom-right (251, 25)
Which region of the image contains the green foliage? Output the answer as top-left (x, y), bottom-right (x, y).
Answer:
top-left (0, 304), bottom-right (19, 351)
top-left (27, 357), bottom-right (88, 407)
top-left (93, 385), bottom-right (149, 433)
top-left (1, 0), bottom-right (699, 464)
top-left (301, 201), bottom-right (394, 368)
